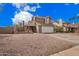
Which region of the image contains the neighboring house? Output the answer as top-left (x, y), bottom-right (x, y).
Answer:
top-left (0, 26), bottom-right (13, 34)
top-left (63, 23), bottom-right (79, 33)
top-left (13, 16), bottom-right (54, 33)
top-left (63, 23), bottom-right (69, 32)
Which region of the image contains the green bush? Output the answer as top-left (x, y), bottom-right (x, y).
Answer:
top-left (55, 27), bottom-right (63, 32)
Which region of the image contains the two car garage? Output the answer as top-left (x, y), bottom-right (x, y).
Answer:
top-left (36, 25), bottom-right (54, 33)
top-left (41, 26), bottom-right (54, 33)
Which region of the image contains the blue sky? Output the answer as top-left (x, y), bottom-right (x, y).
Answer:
top-left (0, 3), bottom-right (79, 26)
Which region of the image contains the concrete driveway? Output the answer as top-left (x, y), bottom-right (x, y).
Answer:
top-left (45, 33), bottom-right (79, 44)
top-left (45, 33), bottom-right (79, 56)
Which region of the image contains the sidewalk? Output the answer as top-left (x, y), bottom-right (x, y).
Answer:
top-left (52, 45), bottom-right (79, 56)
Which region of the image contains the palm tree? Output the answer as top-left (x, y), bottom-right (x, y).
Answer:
top-left (69, 16), bottom-right (75, 24)
top-left (69, 15), bottom-right (79, 24)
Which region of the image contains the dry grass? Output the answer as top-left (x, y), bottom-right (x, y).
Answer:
top-left (0, 34), bottom-right (76, 56)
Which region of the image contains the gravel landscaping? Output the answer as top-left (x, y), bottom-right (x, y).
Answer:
top-left (0, 33), bottom-right (76, 56)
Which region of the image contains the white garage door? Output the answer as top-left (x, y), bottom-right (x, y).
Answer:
top-left (42, 26), bottom-right (54, 33)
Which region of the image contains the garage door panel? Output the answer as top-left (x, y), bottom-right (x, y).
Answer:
top-left (42, 26), bottom-right (54, 33)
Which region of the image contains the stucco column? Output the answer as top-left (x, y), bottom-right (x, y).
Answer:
top-left (36, 25), bottom-right (40, 33)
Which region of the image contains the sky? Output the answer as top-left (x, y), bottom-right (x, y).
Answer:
top-left (0, 3), bottom-right (79, 26)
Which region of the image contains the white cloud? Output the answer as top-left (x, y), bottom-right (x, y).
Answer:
top-left (12, 3), bottom-right (41, 12)
top-left (74, 3), bottom-right (79, 5)
top-left (12, 11), bottom-right (33, 25)
top-left (12, 3), bottom-right (41, 25)
top-left (12, 3), bottom-right (21, 9)
top-left (24, 6), bottom-right (38, 12)
top-left (64, 3), bottom-right (79, 6)
top-left (30, 6), bottom-right (37, 12)
top-left (12, 3), bottom-right (27, 9)
top-left (24, 5), bottom-right (30, 11)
